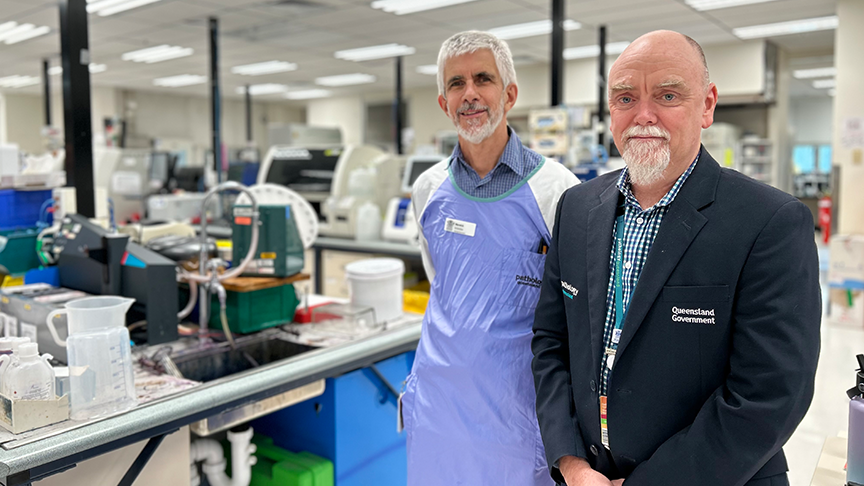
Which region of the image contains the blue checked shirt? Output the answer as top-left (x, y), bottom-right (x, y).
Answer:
top-left (599, 154), bottom-right (700, 396)
top-left (449, 128), bottom-right (543, 199)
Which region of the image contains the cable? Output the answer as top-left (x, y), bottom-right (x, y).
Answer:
top-left (178, 279), bottom-right (198, 320)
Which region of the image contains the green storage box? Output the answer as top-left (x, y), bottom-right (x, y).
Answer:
top-left (209, 276), bottom-right (302, 334)
top-left (0, 228), bottom-right (41, 275)
top-left (251, 435), bottom-right (334, 486)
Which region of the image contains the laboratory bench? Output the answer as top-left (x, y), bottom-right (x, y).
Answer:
top-left (0, 312), bottom-right (421, 486)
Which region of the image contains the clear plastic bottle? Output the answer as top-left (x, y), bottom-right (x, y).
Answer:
top-left (4, 343), bottom-right (55, 401)
top-left (0, 337), bottom-right (32, 395)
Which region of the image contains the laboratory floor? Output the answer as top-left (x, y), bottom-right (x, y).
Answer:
top-left (785, 244), bottom-right (861, 486)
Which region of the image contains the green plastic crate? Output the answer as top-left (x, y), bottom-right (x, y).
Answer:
top-left (209, 282), bottom-right (300, 334)
top-left (0, 228), bottom-right (41, 275)
top-left (251, 435), bottom-right (334, 486)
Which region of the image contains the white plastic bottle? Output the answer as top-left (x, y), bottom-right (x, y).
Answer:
top-left (4, 343), bottom-right (55, 401)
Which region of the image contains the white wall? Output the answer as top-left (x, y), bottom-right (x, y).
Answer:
top-left (306, 95), bottom-right (365, 145)
top-left (834, 0), bottom-right (864, 234)
top-left (791, 97), bottom-right (833, 144)
top-left (407, 87), bottom-right (454, 152)
top-left (1, 87), bottom-right (304, 155)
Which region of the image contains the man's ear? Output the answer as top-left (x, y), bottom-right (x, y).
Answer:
top-left (504, 83), bottom-right (518, 113)
top-left (701, 83), bottom-right (718, 129)
top-left (438, 94), bottom-right (448, 116)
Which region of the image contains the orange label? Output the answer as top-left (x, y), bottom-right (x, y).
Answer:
top-left (234, 217), bottom-right (252, 226)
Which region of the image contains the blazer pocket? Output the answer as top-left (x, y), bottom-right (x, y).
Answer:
top-left (662, 285), bottom-right (730, 303)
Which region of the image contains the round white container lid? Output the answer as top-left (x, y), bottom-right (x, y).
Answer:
top-left (345, 258), bottom-right (405, 280)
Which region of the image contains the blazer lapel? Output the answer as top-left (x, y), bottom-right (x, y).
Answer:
top-left (587, 181), bottom-right (620, 378)
top-left (614, 152), bottom-right (721, 361)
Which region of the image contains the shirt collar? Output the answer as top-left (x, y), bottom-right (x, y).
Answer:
top-left (616, 150), bottom-right (701, 210)
top-left (449, 127), bottom-right (528, 179)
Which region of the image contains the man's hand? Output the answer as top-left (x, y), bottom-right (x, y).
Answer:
top-left (559, 456), bottom-right (613, 486)
top-left (611, 480), bottom-right (624, 486)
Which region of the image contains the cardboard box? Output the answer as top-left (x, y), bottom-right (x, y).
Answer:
top-left (829, 235), bottom-right (864, 288)
top-left (0, 393), bottom-right (69, 434)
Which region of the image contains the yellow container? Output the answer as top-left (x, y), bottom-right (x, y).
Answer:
top-left (403, 289), bottom-right (430, 314)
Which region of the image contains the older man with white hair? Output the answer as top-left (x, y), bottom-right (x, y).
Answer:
top-left (532, 30), bottom-right (820, 486)
top-left (399, 31), bottom-right (578, 485)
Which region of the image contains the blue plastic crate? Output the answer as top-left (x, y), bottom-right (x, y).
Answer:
top-left (0, 189), bottom-right (52, 231)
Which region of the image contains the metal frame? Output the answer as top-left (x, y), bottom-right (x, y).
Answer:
top-left (310, 237), bottom-right (423, 294)
top-left (550, 0), bottom-right (564, 107)
top-left (59, 0), bottom-right (95, 218)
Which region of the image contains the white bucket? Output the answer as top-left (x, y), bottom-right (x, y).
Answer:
top-left (345, 258), bottom-right (405, 324)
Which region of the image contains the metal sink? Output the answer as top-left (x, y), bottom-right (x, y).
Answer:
top-left (172, 335), bottom-right (316, 383)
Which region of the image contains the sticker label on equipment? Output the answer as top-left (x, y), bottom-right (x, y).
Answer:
top-left (258, 268), bottom-right (275, 275)
top-left (260, 253), bottom-right (277, 260)
top-left (256, 259), bottom-right (274, 267)
top-left (20, 322), bottom-right (37, 343)
top-left (234, 207), bottom-right (254, 217)
top-left (444, 218), bottom-right (476, 237)
top-left (234, 217), bottom-right (252, 226)
top-left (4, 316), bottom-right (18, 337)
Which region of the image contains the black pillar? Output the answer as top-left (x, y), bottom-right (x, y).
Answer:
top-left (394, 56), bottom-right (404, 155)
top-left (59, 0), bottom-right (95, 218)
top-left (551, 0), bottom-right (564, 107)
top-left (597, 25), bottom-right (607, 149)
top-left (245, 84), bottom-right (252, 143)
top-left (42, 59), bottom-right (51, 126)
top-left (209, 17), bottom-right (222, 182)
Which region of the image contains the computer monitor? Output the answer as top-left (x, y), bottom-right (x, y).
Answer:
top-left (402, 155), bottom-right (443, 194)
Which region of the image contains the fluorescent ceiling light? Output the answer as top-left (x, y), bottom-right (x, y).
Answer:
top-left (88, 0), bottom-right (162, 16)
top-left (49, 64), bottom-right (108, 75)
top-left (315, 73), bottom-right (377, 87)
top-left (0, 75), bottom-right (41, 89)
top-left (235, 84), bottom-right (288, 96)
top-left (416, 64), bottom-right (438, 75)
top-left (371, 0), bottom-right (478, 15)
top-left (0, 23), bottom-right (51, 45)
top-left (153, 74), bottom-right (207, 88)
top-left (487, 19), bottom-right (581, 40)
top-left (0, 22), bottom-right (17, 35)
top-left (122, 45), bottom-right (194, 64)
top-left (285, 89), bottom-right (332, 100)
top-left (685, 0), bottom-right (779, 11)
top-left (733, 15), bottom-right (838, 39)
top-left (812, 79), bottom-right (836, 89)
top-left (335, 43), bottom-right (416, 62)
top-left (793, 67), bottom-right (836, 79)
top-left (5, 25), bottom-right (50, 45)
top-left (232, 61), bottom-right (297, 76)
top-left (564, 41), bottom-right (630, 60)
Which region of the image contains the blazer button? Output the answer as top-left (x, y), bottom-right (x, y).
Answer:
top-left (590, 380), bottom-right (596, 392)
top-left (590, 445), bottom-right (599, 456)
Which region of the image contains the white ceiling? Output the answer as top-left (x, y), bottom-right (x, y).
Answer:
top-left (0, 0), bottom-right (838, 103)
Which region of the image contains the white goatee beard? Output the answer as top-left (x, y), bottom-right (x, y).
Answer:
top-left (621, 127), bottom-right (671, 186)
top-left (449, 95), bottom-right (506, 145)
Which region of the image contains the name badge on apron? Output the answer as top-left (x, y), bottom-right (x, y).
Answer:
top-left (444, 218), bottom-right (476, 237)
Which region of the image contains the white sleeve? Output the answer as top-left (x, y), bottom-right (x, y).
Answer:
top-left (412, 197), bottom-right (436, 283)
top-left (528, 159), bottom-right (580, 235)
top-left (410, 159), bottom-right (450, 285)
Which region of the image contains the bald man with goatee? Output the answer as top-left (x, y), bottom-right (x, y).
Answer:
top-left (531, 30), bottom-right (821, 486)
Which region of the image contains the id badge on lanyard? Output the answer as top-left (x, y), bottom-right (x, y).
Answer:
top-left (601, 214), bottom-right (626, 449)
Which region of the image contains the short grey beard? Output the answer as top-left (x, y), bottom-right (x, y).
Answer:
top-left (622, 139), bottom-right (671, 186)
top-left (449, 95), bottom-right (506, 145)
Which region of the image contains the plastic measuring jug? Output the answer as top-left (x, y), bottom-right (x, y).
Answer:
top-left (46, 296), bottom-right (138, 420)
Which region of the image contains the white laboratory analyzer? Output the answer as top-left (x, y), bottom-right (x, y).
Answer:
top-left (381, 155), bottom-right (443, 243)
